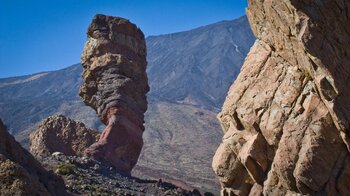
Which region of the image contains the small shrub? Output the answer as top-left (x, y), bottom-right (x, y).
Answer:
top-left (55, 163), bottom-right (75, 175)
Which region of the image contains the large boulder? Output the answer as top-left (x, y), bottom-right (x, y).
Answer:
top-left (0, 118), bottom-right (68, 196)
top-left (213, 0), bottom-right (350, 195)
top-left (80, 14), bottom-right (149, 175)
top-left (29, 115), bottom-right (100, 157)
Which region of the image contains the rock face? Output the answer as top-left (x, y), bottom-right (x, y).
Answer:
top-left (0, 118), bottom-right (67, 196)
top-left (79, 14), bottom-right (149, 175)
top-left (213, 0), bottom-right (350, 195)
top-left (29, 115), bottom-right (100, 157)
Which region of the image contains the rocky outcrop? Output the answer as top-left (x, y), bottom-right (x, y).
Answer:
top-left (0, 118), bottom-right (68, 196)
top-left (29, 115), bottom-right (100, 157)
top-left (80, 14), bottom-right (149, 175)
top-left (213, 0), bottom-right (350, 195)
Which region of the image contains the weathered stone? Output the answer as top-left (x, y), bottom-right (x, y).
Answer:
top-left (249, 183), bottom-right (263, 196)
top-left (80, 14), bottom-right (149, 175)
top-left (0, 119), bottom-right (67, 195)
top-left (29, 115), bottom-right (100, 157)
top-left (213, 0), bottom-right (350, 195)
top-left (212, 133), bottom-right (254, 195)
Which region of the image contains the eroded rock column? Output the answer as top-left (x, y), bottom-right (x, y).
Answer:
top-left (80, 14), bottom-right (149, 175)
top-left (213, 0), bottom-right (350, 195)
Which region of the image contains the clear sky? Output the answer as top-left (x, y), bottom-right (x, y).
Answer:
top-left (0, 0), bottom-right (248, 78)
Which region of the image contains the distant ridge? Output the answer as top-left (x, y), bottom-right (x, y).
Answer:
top-left (147, 16), bottom-right (254, 110)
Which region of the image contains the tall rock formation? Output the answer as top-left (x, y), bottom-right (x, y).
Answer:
top-left (213, 0), bottom-right (350, 195)
top-left (80, 14), bottom-right (149, 175)
top-left (0, 118), bottom-right (68, 196)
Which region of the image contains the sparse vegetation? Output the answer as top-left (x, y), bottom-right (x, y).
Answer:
top-left (300, 67), bottom-right (313, 81)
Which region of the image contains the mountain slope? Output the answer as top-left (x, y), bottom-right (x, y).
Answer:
top-left (0, 16), bottom-right (255, 193)
top-left (147, 16), bottom-right (254, 109)
top-left (134, 101), bottom-right (223, 192)
top-left (0, 65), bottom-right (102, 142)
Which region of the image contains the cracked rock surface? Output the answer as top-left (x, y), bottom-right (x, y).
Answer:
top-left (213, 0), bottom-right (350, 195)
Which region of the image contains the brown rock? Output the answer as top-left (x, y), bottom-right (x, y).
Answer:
top-left (249, 183), bottom-right (263, 196)
top-left (0, 156), bottom-right (50, 196)
top-left (80, 14), bottom-right (149, 175)
top-left (29, 115), bottom-right (100, 157)
top-left (0, 118), bottom-right (68, 195)
top-left (213, 0), bottom-right (350, 195)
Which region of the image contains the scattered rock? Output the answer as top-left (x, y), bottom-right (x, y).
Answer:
top-left (213, 0), bottom-right (350, 195)
top-left (37, 153), bottom-right (205, 196)
top-left (80, 14), bottom-right (149, 175)
top-left (52, 152), bottom-right (64, 158)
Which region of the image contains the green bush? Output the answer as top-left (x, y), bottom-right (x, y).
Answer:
top-left (55, 163), bottom-right (75, 175)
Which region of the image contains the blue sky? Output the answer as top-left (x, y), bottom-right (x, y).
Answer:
top-left (0, 0), bottom-right (248, 78)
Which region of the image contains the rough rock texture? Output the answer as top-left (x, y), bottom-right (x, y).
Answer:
top-left (213, 0), bottom-right (350, 195)
top-left (0, 118), bottom-right (68, 196)
top-left (79, 14), bottom-right (149, 175)
top-left (29, 115), bottom-right (100, 157)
